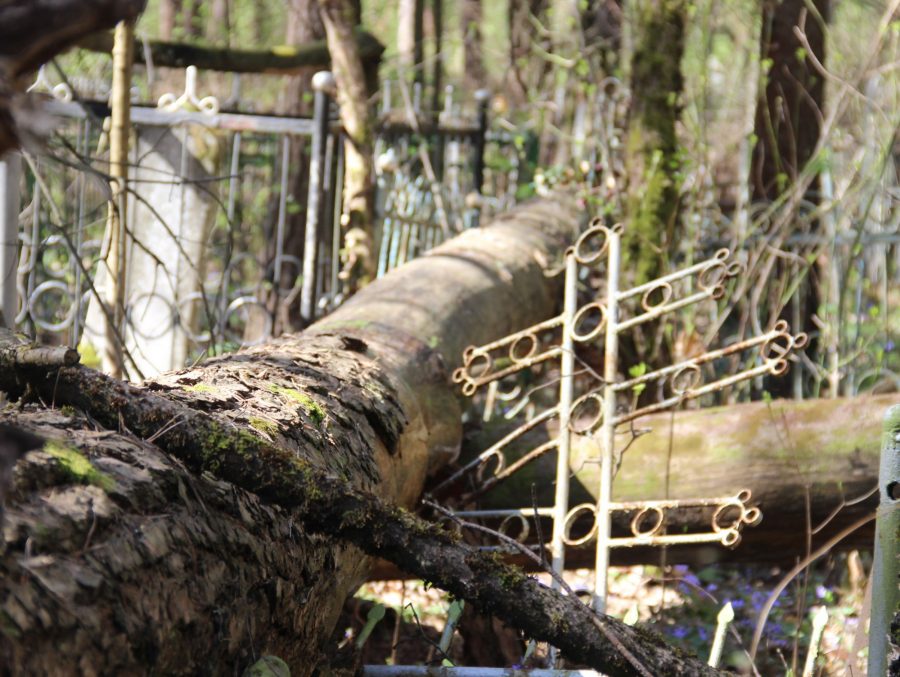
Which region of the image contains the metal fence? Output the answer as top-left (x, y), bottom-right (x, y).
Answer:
top-left (2, 66), bottom-right (518, 379)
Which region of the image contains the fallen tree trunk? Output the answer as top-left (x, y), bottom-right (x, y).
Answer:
top-left (76, 28), bottom-right (384, 75)
top-left (446, 394), bottom-right (892, 568)
top-left (5, 198), bottom-right (732, 676)
top-left (366, 395), bottom-right (891, 580)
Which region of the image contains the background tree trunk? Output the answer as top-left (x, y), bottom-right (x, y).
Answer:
top-left (159, 0), bottom-right (182, 41)
top-left (436, 394), bottom-right (892, 572)
top-left (318, 0), bottom-right (377, 291)
top-left (623, 0), bottom-right (687, 287)
top-left (0, 197), bottom-right (582, 675)
top-left (461, 0), bottom-right (485, 91)
top-left (397, 0), bottom-right (425, 85)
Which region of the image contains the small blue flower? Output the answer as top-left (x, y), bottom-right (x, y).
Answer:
top-left (730, 598), bottom-right (745, 609)
top-left (815, 584), bottom-right (827, 599)
top-left (698, 626), bottom-right (710, 642)
top-left (885, 339), bottom-right (895, 352)
top-left (671, 626), bottom-right (689, 639)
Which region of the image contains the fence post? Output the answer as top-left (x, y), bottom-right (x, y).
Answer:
top-left (0, 153), bottom-right (20, 329)
top-left (868, 404), bottom-right (900, 676)
top-left (301, 71), bottom-right (334, 323)
top-left (472, 89), bottom-right (490, 197)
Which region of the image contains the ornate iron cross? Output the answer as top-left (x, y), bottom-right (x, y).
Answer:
top-left (440, 219), bottom-right (807, 613)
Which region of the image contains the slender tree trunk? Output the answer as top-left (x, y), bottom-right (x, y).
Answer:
top-left (507, 0), bottom-right (550, 104)
top-left (623, 0), bottom-right (686, 287)
top-left (751, 0), bottom-right (830, 201)
top-left (461, 0), bottom-right (485, 91)
top-left (397, 0), bottom-right (425, 84)
top-left (158, 0), bottom-right (181, 41)
top-left (317, 0), bottom-right (377, 292)
top-left (750, 0), bottom-right (830, 397)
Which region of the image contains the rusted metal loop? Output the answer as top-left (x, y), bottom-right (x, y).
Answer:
top-left (573, 226), bottom-right (610, 265)
top-left (461, 380), bottom-right (477, 397)
top-left (698, 261), bottom-right (728, 290)
top-left (713, 248), bottom-right (731, 261)
top-left (571, 301), bottom-right (608, 342)
top-left (451, 367), bottom-right (466, 384)
top-left (770, 359), bottom-right (789, 376)
top-left (475, 450), bottom-right (505, 484)
top-left (670, 363), bottom-right (702, 395)
top-left (568, 392), bottom-right (604, 433)
top-left (721, 529), bottom-right (741, 548)
top-left (712, 496), bottom-right (751, 534)
top-left (641, 282), bottom-right (673, 311)
top-left (588, 216), bottom-right (604, 229)
top-left (465, 351), bottom-right (493, 379)
top-left (743, 506), bottom-right (763, 526)
top-left (630, 506), bottom-right (665, 538)
top-left (710, 284), bottom-right (727, 300)
top-left (562, 503), bottom-right (598, 547)
top-left (609, 223), bottom-right (624, 234)
top-left (463, 345), bottom-right (476, 361)
top-left (726, 261), bottom-right (744, 276)
top-left (498, 514), bottom-right (531, 544)
top-left (510, 333), bottom-right (538, 363)
top-left (794, 332), bottom-right (809, 349)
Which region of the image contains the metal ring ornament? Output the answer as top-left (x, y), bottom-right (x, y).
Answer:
top-left (630, 505), bottom-right (665, 538)
top-left (510, 333), bottom-right (538, 363)
top-left (28, 280), bottom-right (76, 332)
top-left (571, 301), bottom-right (608, 342)
top-left (568, 392), bottom-right (604, 434)
top-left (39, 235), bottom-right (71, 279)
top-left (712, 490), bottom-right (761, 548)
top-left (640, 281), bottom-right (674, 311)
top-left (474, 450), bottom-right (506, 484)
top-left (670, 363), bottom-right (702, 396)
top-left (498, 514), bottom-right (531, 544)
top-left (126, 292), bottom-right (177, 340)
top-left (562, 503), bottom-right (598, 547)
top-left (761, 321), bottom-right (808, 375)
top-left (572, 223), bottom-right (609, 266)
top-left (222, 295), bottom-right (273, 346)
top-left (177, 291), bottom-right (213, 344)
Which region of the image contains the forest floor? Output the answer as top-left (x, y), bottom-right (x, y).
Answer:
top-left (343, 554), bottom-right (868, 675)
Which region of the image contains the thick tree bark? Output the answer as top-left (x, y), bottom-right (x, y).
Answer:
top-left (623, 0), bottom-right (687, 287)
top-left (158, 0), bottom-right (182, 41)
top-left (0, 0), bottom-right (146, 155)
top-left (397, 0), bottom-right (425, 84)
top-left (2, 198), bottom-right (649, 674)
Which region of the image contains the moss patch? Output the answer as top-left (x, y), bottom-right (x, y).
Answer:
top-left (44, 441), bottom-right (114, 491)
top-left (268, 385), bottom-right (326, 425)
top-left (182, 383), bottom-right (218, 394)
top-left (249, 417), bottom-right (279, 436)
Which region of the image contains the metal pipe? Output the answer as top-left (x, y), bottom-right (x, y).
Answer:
top-left (867, 404), bottom-right (900, 677)
top-left (550, 252), bottom-right (577, 582)
top-left (0, 153), bottom-right (21, 329)
top-left (593, 227), bottom-right (620, 614)
top-left (300, 71), bottom-right (334, 322)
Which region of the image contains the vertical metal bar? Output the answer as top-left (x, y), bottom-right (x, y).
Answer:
top-left (72, 120), bottom-right (89, 346)
top-left (550, 252), bottom-right (577, 580)
top-left (867, 404), bottom-right (900, 677)
top-left (593, 227), bottom-right (620, 614)
top-left (274, 134), bottom-right (290, 310)
top-left (473, 89), bottom-right (490, 197)
top-left (0, 153), bottom-right (21, 329)
top-left (330, 134), bottom-right (344, 302)
top-left (301, 71), bottom-right (333, 322)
